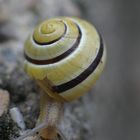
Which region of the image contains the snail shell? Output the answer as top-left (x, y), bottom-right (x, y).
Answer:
top-left (24, 17), bottom-right (106, 101)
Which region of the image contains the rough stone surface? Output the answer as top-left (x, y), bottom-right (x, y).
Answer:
top-left (0, 113), bottom-right (19, 140)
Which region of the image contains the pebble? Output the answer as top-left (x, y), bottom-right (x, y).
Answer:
top-left (0, 89), bottom-right (10, 116)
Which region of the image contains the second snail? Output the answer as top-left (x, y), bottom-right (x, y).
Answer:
top-left (16, 17), bottom-right (106, 140)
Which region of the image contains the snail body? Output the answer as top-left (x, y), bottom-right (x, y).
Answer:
top-left (24, 17), bottom-right (106, 102)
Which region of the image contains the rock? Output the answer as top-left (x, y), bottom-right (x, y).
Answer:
top-left (0, 89), bottom-right (10, 116)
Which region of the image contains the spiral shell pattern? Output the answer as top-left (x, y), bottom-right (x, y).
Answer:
top-left (24, 17), bottom-right (106, 101)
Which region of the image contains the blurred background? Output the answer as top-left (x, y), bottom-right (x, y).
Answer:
top-left (0, 0), bottom-right (140, 140)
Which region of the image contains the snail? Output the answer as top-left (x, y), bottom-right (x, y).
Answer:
top-left (16, 17), bottom-right (106, 140)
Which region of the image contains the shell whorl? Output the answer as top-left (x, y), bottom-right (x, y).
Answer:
top-left (24, 17), bottom-right (106, 101)
top-left (24, 17), bottom-right (80, 62)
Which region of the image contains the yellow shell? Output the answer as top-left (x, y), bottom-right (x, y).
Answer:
top-left (24, 17), bottom-right (106, 102)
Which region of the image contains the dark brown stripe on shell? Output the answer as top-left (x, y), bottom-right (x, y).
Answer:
top-left (24, 24), bottom-right (81, 65)
top-left (33, 23), bottom-right (67, 45)
top-left (52, 34), bottom-right (104, 93)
